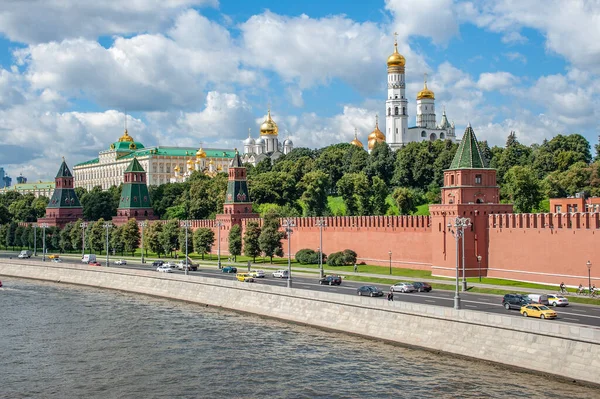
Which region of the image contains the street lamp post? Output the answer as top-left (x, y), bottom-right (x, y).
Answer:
top-left (138, 221), bottom-right (147, 264)
top-left (33, 224), bottom-right (37, 257)
top-left (389, 251), bottom-right (392, 275)
top-left (103, 222), bottom-right (112, 267)
top-left (283, 217), bottom-right (296, 288)
top-left (461, 218), bottom-right (470, 292)
top-left (448, 217), bottom-right (471, 309)
top-left (182, 221), bottom-right (192, 276)
top-left (587, 260), bottom-right (592, 292)
top-left (80, 222), bottom-right (88, 258)
top-left (40, 223), bottom-right (48, 261)
top-left (477, 255), bottom-right (482, 282)
top-left (316, 218), bottom-right (326, 279)
top-left (215, 220), bottom-right (224, 269)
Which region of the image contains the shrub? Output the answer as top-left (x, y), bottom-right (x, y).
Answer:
top-left (342, 249), bottom-right (357, 265)
top-left (295, 248), bottom-right (326, 265)
top-left (326, 249), bottom-right (357, 266)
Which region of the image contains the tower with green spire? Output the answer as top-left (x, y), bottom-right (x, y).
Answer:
top-left (112, 157), bottom-right (157, 225)
top-left (217, 150), bottom-right (258, 227)
top-left (429, 124), bottom-right (513, 280)
top-left (37, 158), bottom-right (83, 228)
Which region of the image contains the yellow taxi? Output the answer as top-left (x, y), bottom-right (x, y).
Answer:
top-left (520, 304), bottom-right (557, 319)
top-left (48, 254), bottom-right (60, 260)
top-left (236, 273), bottom-right (255, 283)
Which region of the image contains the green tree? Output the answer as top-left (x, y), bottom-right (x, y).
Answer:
top-left (144, 221), bottom-right (163, 257)
top-left (149, 182), bottom-right (190, 219)
top-left (121, 219), bottom-right (141, 256)
top-left (370, 176), bottom-right (389, 215)
top-left (392, 187), bottom-right (417, 215)
top-left (249, 171), bottom-right (298, 206)
top-left (259, 226), bottom-right (284, 262)
top-left (228, 224), bottom-right (242, 261)
top-left (299, 170), bottom-right (330, 216)
top-left (159, 220), bottom-right (179, 257)
top-left (502, 166), bottom-right (543, 213)
top-left (15, 225), bottom-right (24, 248)
top-left (60, 223), bottom-right (74, 252)
top-left (110, 225), bottom-right (125, 256)
top-left (22, 225), bottom-right (32, 249)
top-left (31, 196), bottom-right (49, 219)
top-left (365, 141), bottom-right (395, 185)
top-left (243, 221), bottom-right (262, 262)
top-left (87, 220), bottom-right (105, 254)
top-left (5, 221), bottom-right (17, 249)
top-left (70, 219), bottom-right (84, 253)
top-left (193, 227), bottom-right (215, 260)
top-left (187, 174), bottom-right (227, 219)
top-left (0, 224), bottom-right (8, 249)
top-left (0, 204), bottom-right (10, 224)
top-left (81, 187), bottom-right (117, 220)
top-left (51, 227), bottom-right (61, 251)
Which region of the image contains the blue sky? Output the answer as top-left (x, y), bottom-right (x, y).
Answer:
top-left (0, 0), bottom-right (599, 181)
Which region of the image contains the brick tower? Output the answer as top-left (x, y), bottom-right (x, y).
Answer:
top-left (37, 158), bottom-right (84, 228)
top-left (429, 124), bottom-right (513, 278)
top-left (112, 157), bottom-right (157, 226)
top-left (217, 150), bottom-right (258, 227)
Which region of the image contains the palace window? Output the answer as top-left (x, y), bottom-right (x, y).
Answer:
top-left (403, 107), bottom-right (406, 115)
top-left (475, 174), bottom-right (482, 184)
top-left (421, 131), bottom-right (426, 138)
top-left (395, 107), bottom-right (399, 115)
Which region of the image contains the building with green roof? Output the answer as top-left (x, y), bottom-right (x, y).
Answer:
top-left (37, 159), bottom-right (84, 228)
top-left (112, 157), bottom-right (157, 225)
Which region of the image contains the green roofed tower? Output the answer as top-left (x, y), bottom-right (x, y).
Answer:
top-left (112, 157), bottom-right (157, 226)
top-left (37, 158), bottom-right (83, 228)
top-left (449, 123), bottom-right (486, 169)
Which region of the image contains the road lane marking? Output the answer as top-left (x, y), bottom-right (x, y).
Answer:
top-left (465, 305), bottom-right (478, 308)
top-left (563, 318), bottom-right (580, 322)
top-left (424, 300), bottom-right (436, 303)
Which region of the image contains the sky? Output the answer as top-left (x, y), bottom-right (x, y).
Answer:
top-left (1, 0), bottom-right (600, 182)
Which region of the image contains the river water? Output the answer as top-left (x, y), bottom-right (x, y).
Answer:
top-left (1, 278), bottom-right (598, 399)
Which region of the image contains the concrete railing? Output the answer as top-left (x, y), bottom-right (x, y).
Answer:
top-left (1, 259), bottom-right (599, 385)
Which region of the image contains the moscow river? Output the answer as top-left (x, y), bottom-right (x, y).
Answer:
top-left (1, 278), bottom-right (598, 399)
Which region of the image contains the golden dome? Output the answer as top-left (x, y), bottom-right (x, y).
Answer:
top-left (186, 158), bottom-right (193, 164)
top-left (209, 159), bottom-right (215, 165)
top-left (195, 158), bottom-right (201, 164)
top-left (350, 128), bottom-right (364, 149)
top-left (367, 116), bottom-right (385, 150)
top-left (196, 146), bottom-right (206, 158)
top-left (259, 109), bottom-right (278, 136)
top-left (118, 129), bottom-right (134, 143)
top-left (417, 75), bottom-right (435, 100)
top-left (174, 165), bottom-right (180, 172)
top-left (387, 41), bottom-right (405, 68)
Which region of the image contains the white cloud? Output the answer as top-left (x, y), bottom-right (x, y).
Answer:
top-left (504, 52), bottom-right (527, 64)
top-left (477, 72), bottom-right (518, 91)
top-left (0, 0), bottom-right (217, 44)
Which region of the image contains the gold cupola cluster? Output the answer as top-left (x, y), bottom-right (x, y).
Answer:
top-left (350, 128), bottom-right (364, 148)
top-left (368, 115), bottom-right (385, 151)
top-left (417, 74), bottom-right (435, 100)
top-left (259, 109), bottom-right (278, 136)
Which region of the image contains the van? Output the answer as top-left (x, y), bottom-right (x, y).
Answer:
top-left (527, 294), bottom-right (549, 305)
top-left (82, 254), bottom-right (97, 264)
top-left (18, 250), bottom-right (32, 258)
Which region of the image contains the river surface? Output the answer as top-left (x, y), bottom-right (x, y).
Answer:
top-left (1, 278), bottom-right (598, 399)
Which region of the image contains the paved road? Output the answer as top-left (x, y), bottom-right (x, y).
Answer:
top-left (3, 253), bottom-right (600, 328)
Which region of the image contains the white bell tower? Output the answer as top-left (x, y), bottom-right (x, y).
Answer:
top-left (385, 32), bottom-right (408, 150)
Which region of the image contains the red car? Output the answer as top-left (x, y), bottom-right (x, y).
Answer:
top-left (88, 261), bottom-right (102, 266)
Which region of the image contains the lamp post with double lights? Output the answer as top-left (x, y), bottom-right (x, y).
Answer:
top-left (215, 220), bottom-right (224, 269)
top-left (283, 218), bottom-right (296, 288)
top-left (40, 223), bottom-right (48, 261)
top-left (461, 217), bottom-right (471, 292)
top-left (33, 223), bottom-right (37, 256)
top-left (447, 217), bottom-right (471, 309)
top-left (587, 260), bottom-right (592, 293)
top-left (316, 218), bottom-right (326, 278)
top-left (477, 255), bottom-right (482, 282)
top-left (80, 222), bottom-right (88, 258)
top-left (103, 222), bottom-right (112, 267)
top-left (138, 221), bottom-right (147, 264)
top-left (182, 221), bottom-right (192, 275)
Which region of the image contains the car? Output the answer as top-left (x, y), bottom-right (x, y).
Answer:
top-left (51, 258), bottom-right (62, 263)
top-left (520, 304), bottom-right (557, 319)
top-left (390, 282), bottom-right (416, 293)
top-left (152, 260), bottom-right (165, 267)
top-left (236, 273), bottom-right (255, 282)
top-left (156, 265), bottom-right (172, 273)
top-left (165, 262), bottom-right (178, 269)
top-left (222, 266), bottom-right (238, 273)
top-left (272, 270), bottom-right (289, 278)
top-left (357, 286), bottom-right (384, 297)
top-left (177, 261), bottom-right (197, 271)
top-left (48, 254), bottom-right (60, 260)
top-left (88, 261), bottom-right (102, 266)
top-left (319, 275), bottom-right (342, 285)
top-left (546, 294), bottom-right (569, 307)
top-left (526, 294), bottom-right (550, 306)
top-left (248, 270), bottom-right (265, 278)
top-left (502, 293), bottom-right (532, 310)
top-left (412, 282), bottom-right (432, 292)
top-left (114, 259), bottom-right (127, 265)
top-left (18, 250), bottom-right (32, 258)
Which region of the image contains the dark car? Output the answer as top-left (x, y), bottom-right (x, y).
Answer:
top-left (357, 286), bottom-right (384, 297)
top-left (319, 275), bottom-right (342, 286)
top-left (222, 266), bottom-right (237, 273)
top-left (152, 260), bottom-right (165, 267)
top-left (502, 293), bottom-right (532, 310)
top-left (412, 282), bottom-right (432, 292)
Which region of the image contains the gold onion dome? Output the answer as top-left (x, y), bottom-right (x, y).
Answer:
top-left (260, 109), bottom-right (278, 136)
top-left (387, 41), bottom-right (405, 67)
top-left (174, 165), bottom-right (180, 172)
top-left (367, 116), bottom-right (385, 150)
top-left (350, 128), bottom-right (364, 148)
top-left (118, 129), bottom-right (134, 143)
top-left (417, 77), bottom-right (435, 100)
top-left (196, 146), bottom-right (206, 158)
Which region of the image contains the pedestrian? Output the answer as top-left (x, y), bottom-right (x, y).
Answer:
top-left (387, 290), bottom-right (394, 301)
top-left (353, 263), bottom-right (358, 273)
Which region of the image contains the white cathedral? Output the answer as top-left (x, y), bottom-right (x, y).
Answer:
top-left (241, 109), bottom-right (293, 166)
top-left (352, 37), bottom-right (458, 152)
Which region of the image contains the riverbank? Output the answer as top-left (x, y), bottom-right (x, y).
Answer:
top-left (1, 258), bottom-right (599, 386)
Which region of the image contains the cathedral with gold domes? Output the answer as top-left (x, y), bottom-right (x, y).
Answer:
top-left (241, 109), bottom-right (293, 166)
top-left (351, 36), bottom-right (457, 152)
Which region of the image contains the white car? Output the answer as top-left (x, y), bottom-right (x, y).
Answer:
top-left (390, 282), bottom-right (416, 293)
top-left (114, 259), bottom-right (127, 265)
top-left (249, 270), bottom-right (265, 278)
top-left (165, 262), bottom-right (178, 269)
top-left (156, 265), bottom-right (172, 273)
top-left (547, 294), bottom-right (569, 307)
top-left (272, 270), bottom-right (289, 278)
top-left (51, 258), bottom-right (63, 263)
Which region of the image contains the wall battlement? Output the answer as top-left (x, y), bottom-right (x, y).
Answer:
top-left (275, 215), bottom-right (431, 230)
top-left (488, 212), bottom-right (600, 230)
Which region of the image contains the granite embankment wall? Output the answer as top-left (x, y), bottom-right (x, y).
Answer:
top-left (2, 260), bottom-right (600, 385)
